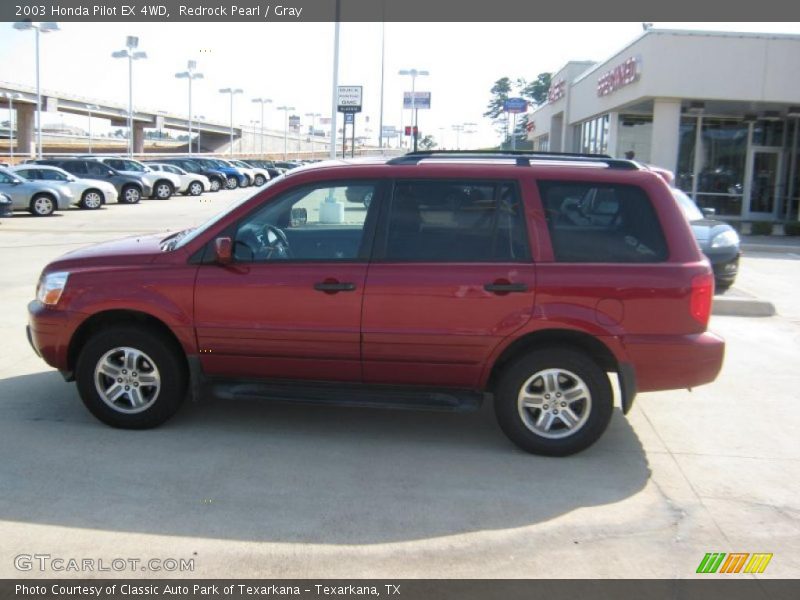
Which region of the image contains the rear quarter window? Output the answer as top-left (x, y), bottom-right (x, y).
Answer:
top-left (538, 181), bottom-right (668, 263)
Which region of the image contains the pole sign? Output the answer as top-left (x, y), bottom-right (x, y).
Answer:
top-left (382, 125), bottom-right (398, 138)
top-left (403, 91), bottom-right (431, 110)
top-left (344, 113), bottom-right (354, 124)
top-left (289, 115), bottom-right (301, 128)
top-left (503, 97), bottom-right (528, 113)
top-left (337, 85), bottom-right (363, 113)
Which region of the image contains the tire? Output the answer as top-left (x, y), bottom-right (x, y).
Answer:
top-left (80, 189), bottom-right (103, 210)
top-left (121, 185), bottom-right (142, 204)
top-left (188, 181), bottom-right (204, 196)
top-left (29, 194), bottom-right (56, 217)
top-left (225, 176), bottom-right (239, 190)
top-left (209, 178), bottom-right (222, 192)
top-left (153, 180), bottom-right (174, 200)
top-left (75, 325), bottom-right (187, 429)
top-left (494, 348), bottom-right (613, 456)
top-left (254, 174), bottom-right (266, 186)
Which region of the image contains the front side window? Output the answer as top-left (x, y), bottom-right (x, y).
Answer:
top-left (383, 180), bottom-right (530, 262)
top-left (40, 169), bottom-right (68, 181)
top-left (233, 182), bottom-right (377, 262)
top-left (84, 162), bottom-right (108, 177)
top-left (15, 169), bottom-right (37, 180)
top-left (538, 181), bottom-right (667, 263)
top-left (104, 159), bottom-right (126, 171)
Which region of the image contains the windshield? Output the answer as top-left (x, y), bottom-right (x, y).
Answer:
top-left (170, 174), bottom-right (285, 250)
top-left (672, 189), bottom-right (704, 221)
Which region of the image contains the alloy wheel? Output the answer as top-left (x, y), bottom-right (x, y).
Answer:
top-left (517, 368), bottom-right (593, 439)
top-left (94, 346), bottom-right (161, 414)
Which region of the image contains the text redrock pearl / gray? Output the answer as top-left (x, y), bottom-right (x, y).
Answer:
top-left (179, 5), bottom-right (304, 18)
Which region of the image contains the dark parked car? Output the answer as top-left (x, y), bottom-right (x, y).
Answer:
top-left (34, 159), bottom-right (149, 204)
top-left (27, 151), bottom-right (725, 456)
top-left (188, 157), bottom-right (247, 189)
top-left (147, 158), bottom-right (225, 193)
top-left (240, 159), bottom-right (284, 180)
top-left (0, 192), bottom-right (13, 217)
top-left (672, 188), bottom-right (740, 290)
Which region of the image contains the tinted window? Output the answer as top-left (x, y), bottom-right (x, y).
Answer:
top-left (538, 181), bottom-right (667, 263)
top-left (15, 169), bottom-right (37, 179)
top-left (39, 169), bottom-right (68, 181)
top-left (65, 161), bottom-right (88, 176)
top-left (84, 162), bottom-right (110, 177)
top-left (233, 182), bottom-right (376, 262)
top-left (104, 159), bottom-right (126, 171)
top-left (383, 181), bottom-right (529, 262)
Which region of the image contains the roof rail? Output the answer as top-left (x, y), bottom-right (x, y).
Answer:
top-left (386, 150), bottom-right (639, 170)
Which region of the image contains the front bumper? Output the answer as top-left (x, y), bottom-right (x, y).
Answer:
top-left (27, 300), bottom-right (77, 371)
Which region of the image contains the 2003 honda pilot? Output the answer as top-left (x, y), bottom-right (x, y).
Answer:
top-left (27, 152), bottom-right (725, 456)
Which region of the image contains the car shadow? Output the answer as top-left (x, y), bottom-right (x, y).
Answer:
top-left (0, 370), bottom-right (651, 545)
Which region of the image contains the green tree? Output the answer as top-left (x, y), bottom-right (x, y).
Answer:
top-left (419, 134), bottom-right (437, 151)
top-left (518, 72), bottom-right (552, 107)
top-left (484, 77), bottom-right (512, 139)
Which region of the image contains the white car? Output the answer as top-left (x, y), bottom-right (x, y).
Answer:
top-left (10, 164), bottom-right (117, 209)
top-left (228, 159), bottom-right (271, 186)
top-left (146, 163), bottom-right (209, 196)
top-left (87, 157), bottom-right (182, 200)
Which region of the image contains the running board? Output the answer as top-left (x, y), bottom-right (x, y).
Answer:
top-left (209, 380), bottom-right (485, 413)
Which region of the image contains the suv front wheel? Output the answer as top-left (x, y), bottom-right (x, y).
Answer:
top-left (75, 326), bottom-right (187, 429)
top-left (494, 348), bottom-right (613, 456)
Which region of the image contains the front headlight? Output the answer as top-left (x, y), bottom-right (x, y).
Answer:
top-left (36, 271), bottom-right (70, 306)
top-left (710, 229), bottom-right (740, 249)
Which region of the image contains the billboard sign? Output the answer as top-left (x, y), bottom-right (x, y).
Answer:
top-left (337, 85), bottom-right (363, 113)
top-left (503, 97), bottom-right (528, 113)
top-left (403, 91), bottom-right (431, 110)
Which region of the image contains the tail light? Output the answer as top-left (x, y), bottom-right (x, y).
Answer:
top-left (690, 272), bottom-right (714, 325)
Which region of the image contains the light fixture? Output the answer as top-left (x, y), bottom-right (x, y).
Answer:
top-left (762, 110), bottom-right (781, 122)
top-left (686, 101), bottom-right (705, 114)
top-left (742, 113), bottom-right (758, 123)
top-left (787, 106), bottom-right (800, 118)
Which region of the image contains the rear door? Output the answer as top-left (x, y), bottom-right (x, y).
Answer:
top-left (362, 179), bottom-right (535, 389)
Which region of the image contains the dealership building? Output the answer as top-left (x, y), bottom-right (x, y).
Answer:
top-left (527, 29), bottom-right (800, 221)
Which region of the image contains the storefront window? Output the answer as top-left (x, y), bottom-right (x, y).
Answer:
top-left (617, 115), bottom-right (652, 163)
top-left (578, 115), bottom-right (609, 155)
top-left (752, 120), bottom-right (784, 147)
top-left (695, 118), bottom-right (747, 217)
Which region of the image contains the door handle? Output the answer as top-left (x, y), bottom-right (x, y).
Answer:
top-left (314, 281), bottom-right (356, 292)
top-left (484, 282), bottom-right (528, 293)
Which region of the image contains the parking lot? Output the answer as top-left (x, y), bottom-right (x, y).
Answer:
top-left (0, 189), bottom-right (799, 578)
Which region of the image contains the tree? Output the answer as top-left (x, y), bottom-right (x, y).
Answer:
top-left (518, 72), bottom-right (552, 107)
top-left (419, 134), bottom-right (437, 151)
top-left (483, 77), bottom-right (512, 138)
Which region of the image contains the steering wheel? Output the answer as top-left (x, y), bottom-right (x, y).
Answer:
top-left (260, 224), bottom-right (291, 259)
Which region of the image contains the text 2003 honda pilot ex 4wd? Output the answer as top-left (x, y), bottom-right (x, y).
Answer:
top-left (27, 152), bottom-right (725, 456)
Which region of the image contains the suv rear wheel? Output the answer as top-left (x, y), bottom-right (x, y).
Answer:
top-left (209, 177), bottom-right (222, 192)
top-left (494, 348), bottom-right (613, 456)
top-left (225, 176), bottom-right (239, 190)
top-left (75, 326), bottom-right (187, 429)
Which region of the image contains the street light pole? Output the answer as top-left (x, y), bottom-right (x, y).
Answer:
top-left (175, 60), bottom-right (204, 155)
top-left (112, 36), bottom-right (147, 158)
top-left (329, 0), bottom-right (341, 159)
top-left (13, 21), bottom-right (59, 159)
top-left (399, 68), bottom-right (429, 152)
top-left (219, 88), bottom-right (243, 156)
top-left (249, 120), bottom-right (260, 154)
top-left (252, 98), bottom-right (273, 157)
top-left (277, 106), bottom-right (295, 160)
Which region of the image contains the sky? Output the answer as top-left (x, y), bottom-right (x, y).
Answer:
top-left (1, 21), bottom-right (800, 148)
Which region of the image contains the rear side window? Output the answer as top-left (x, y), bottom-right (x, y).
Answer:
top-left (383, 181), bottom-right (530, 262)
top-left (84, 162), bottom-right (108, 177)
top-left (538, 181), bottom-right (667, 263)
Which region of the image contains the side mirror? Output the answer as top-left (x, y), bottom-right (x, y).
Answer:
top-left (290, 207), bottom-right (308, 226)
top-left (701, 207), bottom-right (716, 218)
top-left (107, 170), bottom-right (115, 177)
top-left (213, 237), bottom-right (233, 265)
top-left (11, 179), bottom-right (23, 185)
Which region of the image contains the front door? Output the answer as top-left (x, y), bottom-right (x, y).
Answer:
top-left (362, 179), bottom-right (535, 389)
top-left (745, 147), bottom-right (783, 219)
top-left (194, 181), bottom-right (382, 382)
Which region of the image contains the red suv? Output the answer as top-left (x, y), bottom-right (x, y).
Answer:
top-left (27, 152), bottom-right (725, 456)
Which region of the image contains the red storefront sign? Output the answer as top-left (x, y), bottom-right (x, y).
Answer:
top-left (597, 57), bottom-right (641, 97)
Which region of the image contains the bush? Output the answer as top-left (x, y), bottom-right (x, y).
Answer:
top-left (750, 221), bottom-right (773, 236)
top-left (784, 221), bottom-right (800, 236)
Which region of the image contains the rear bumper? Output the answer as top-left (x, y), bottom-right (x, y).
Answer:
top-left (623, 331), bottom-right (725, 393)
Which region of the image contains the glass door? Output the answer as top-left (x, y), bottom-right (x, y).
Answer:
top-left (745, 147), bottom-right (782, 219)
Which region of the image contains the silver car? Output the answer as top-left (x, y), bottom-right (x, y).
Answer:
top-left (10, 164), bottom-right (117, 210)
top-left (0, 167), bottom-right (73, 216)
top-left (146, 163), bottom-right (209, 196)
